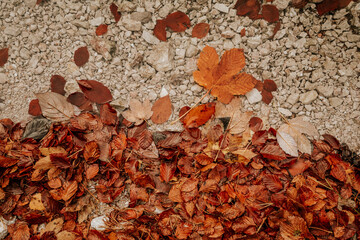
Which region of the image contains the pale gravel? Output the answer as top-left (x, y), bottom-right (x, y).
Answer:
top-left (0, 0), bottom-right (359, 153)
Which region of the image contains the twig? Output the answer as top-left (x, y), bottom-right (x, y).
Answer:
top-left (309, 226), bottom-right (333, 234)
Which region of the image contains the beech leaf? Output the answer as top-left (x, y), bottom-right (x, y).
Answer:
top-left (74, 46), bottom-right (89, 67)
top-left (122, 99), bottom-right (153, 125)
top-left (151, 95), bottom-right (172, 124)
top-left (262, 5), bottom-right (279, 23)
top-left (192, 23), bottom-right (210, 39)
top-left (153, 20), bottom-right (167, 41)
top-left (165, 11), bottom-right (191, 32)
top-left (36, 92), bottom-right (75, 121)
top-left (96, 24), bottom-right (108, 36)
top-left (77, 80), bottom-right (112, 104)
top-left (50, 75), bottom-right (66, 95)
top-left (110, 3), bottom-right (121, 22)
top-left (0, 48), bottom-right (9, 67)
top-left (28, 99), bottom-right (42, 116)
top-left (276, 131), bottom-right (298, 157)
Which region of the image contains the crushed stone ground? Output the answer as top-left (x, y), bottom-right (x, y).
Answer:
top-left (0, 0), bottom-right (359, 153)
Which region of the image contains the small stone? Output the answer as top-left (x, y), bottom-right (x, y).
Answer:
top-left (24, 0), bottom-right (37, 7)
top-left (72, 20), bottom-right (89, 29)
top-left (190, 85), bottom-right (203, 93)
top-left (286, 93), bottom-right (299, 105)
top-left (245, 88), bottom-right (262, 104)
top-left (329, 97), bottom-right (343, 107)
top-left (311, 69), bottom-right (324, 81)
top-left (34, 66), bottom-right (44, 75)
top-left (146, 42), bottom-right (174, 72)
top-left (122, 17), bottom-right (142, 31)
top-left (224, 40), bottom-right (234, 50)
top-left (278, 107), bottom-right (292, 117)
top-left (0, 73), bottom-right (8, 84)
top-left (158, 4), bottom-right (173, 18)
top-left (148, 90), bottom-right (157, 101)
top-left (119, 1), bottom-right (136, 12)
top-left (89, 17), bottom-right (104, 26)
top-left (29, 34), bottom-right (41, 45)
top-left (160, 87), bottom-right (168, 97)
top-left (247, 36), bottom-right (262, 48)
top-left (186, 45), bottom-right (198, 58)
top-left (20, 48), bottom-right (31, 60)
top-left (130, 12), bottom-right (152, 23)
top-left (273, 0), bottom-right (291, 10)
top-left (179, 85), bottom-right (187, 93)
top-left (91, 216), bottom-right (108, 231)
top-left (142, 31), bottom-right (160, 45)
top-left (4, 26), bottom-right (21, 36)
top-left (299, 90), bottom-right (318, 104)
top-left (316, 85), bottom-right (333, 97)
top-left (214, 3), bottom-right (229, 13)
top-left (29, 55), bottom-right (39, 69)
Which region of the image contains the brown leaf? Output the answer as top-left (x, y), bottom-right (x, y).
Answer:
top-left (165, 11), bottom-right (191, 32)
top-left (50, 75), bottom-right (66, 96)
top-left (262, 5), bottom-right (279, 23)
top-left (263, 174), bottom-right (283, 192)
top-left (77, 80), bottom-right (112, 104)
top-left (84, 141), bottom-right (100, 163)
top-left (100, 103), bottom-right (117, 125)
top-left (260, 143), bottom-right (286, 160)
top-left (234, 0), bottom-right (261, 19)
top-left (263, 79), bottom-right (277, 92)
top-left (316, 0), bottom-right (351, 16)
top-left (10, 221), bottom-right (30, 240)
top-left (0, 48), bottom-right (9, 67)
top-left (28, 99), bottom-right (42, 116)
top-left (36, 92), bottom-right (75, 121)
top-left (153, 20), bottom-right (167, 41)
top-left (86, 164), bottom-right (99, 180)
top-left (74, 46), bottom-right (89, 67)
top-left (110, 3), bottom-right (121, 22)
top-left (192, 23), bottom-right (210, 39)
top-left (175, 222), bottom-right (193, 239)
top-left (151, 95), bottom-right (172, 124)
top-left (160, 161), bottom-right (176, 183)
top-left (50, 153), bottom-right (71, 169)
top-left (62, 181), bottom-right (78, 201)
top-left (67, 92), bottom-right (93, 111)
top-left (181, 102), bottom-right (215, 128)
top-left (95, 24), bottom-right (108, 36)
top-left (249, 117), bottom-right (263, 132)
top-left (195, 154), bottom-right (213, 165)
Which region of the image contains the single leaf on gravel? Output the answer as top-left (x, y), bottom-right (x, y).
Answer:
top-left (316, 0), bottom-right (351, 16)
top-left (62, 181), bottom-right (78, 201)
top-left (234, 0), bottom-right (261, 19)
top-left (261, 5), bottom-right (279, 23)
top-left (193, 46), bottom-right (257, 104)
top-left (74, 46), bottom-right (89, 67)
top-left (36, 92), bottom-right (75, 121)
top-left (154, 20), bottom-right (167, 41)
top-left (50, 75), bottom-right (66, 95)
top-left (28, 99), bottom-right (42, 116)
top-left (151, 95), bottom-right (172, 124)
top-left (276, 131), bottom-right (298, 157)
top-left (0, 48), bottom-right (9, 67)
top-left (77, 80), bottom-right (112, 104)
top-left (165, 11), bottom-right (191, 32)
top-left (181, 102), bottom-right (215, 128)
top-left (122, 99), bottom-right (153, 125)
top-left (67, 92), bottom-right (93, 111)
top-left (96, 24), bottom-right (108, 36)
top-left (192, 23), bottom-right (210, 39)
top-left (110, 3), bottom-right (121, 22)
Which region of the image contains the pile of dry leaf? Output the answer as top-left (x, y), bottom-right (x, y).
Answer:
top-left (0, 44), bottom-right (359, 240)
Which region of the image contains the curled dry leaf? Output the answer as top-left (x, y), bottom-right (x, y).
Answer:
top-left (165, 11), bottom-right (191, 32)
top-left (62, 181), bottom-right (78, 201)
top-left (74, 46), bottom-right (89, 67)
top-left (153, 20), bottom-right (167, 41)
top-left (193, 46), bottom-right (257, 104)
top-left (77, 80), bottom-right (112, 104)
top-left (28, 99), bottom-right (42, 116)
top-left (261, 5), bottom-right (279, 23)
top-left (110, 3), bottom-right (121, 22)
top-left (0, 48), bottom-right (9, 67)
top-left (181, 102), bottom-right (215, 128)
top-left (151, 95), bottom-right (172, 124)
top-left (96, 24), bottom-right (108, 36)
top-left (50, 75), bottom-right (66, 95)
top-left (122, 99), bottom-right (153, 125)
top-left (192, 23), bottom-right (210, 39)
top-left (36, 92), bottom-right (75, 121)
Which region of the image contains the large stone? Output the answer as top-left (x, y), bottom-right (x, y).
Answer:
top-left (4, 26), bottom-right (20, 36)
top-left (214, 3), bottom-right (229, 13)
top-left (146, 43), bottom-right (174, 72)
top-left (286, 93), bottom-right (299, 105)
top-left (273, 0), bottom-right (291, 10)
top-left (247, 36), bottom-right (262, 48)
top-left (142, 31), bottom-right (160, 45)
top-left (329, 97), bottom-right (343, 108)
top-left (299, 90), bottom-right (318, 104)
top-left (316, 85), bottom-right (333, 97)
top-left (130, 12), bottom-right (152, 23)
top-left (245, 88), bottom-right (262, 104)
top-left (89, 17), bottom-right (104, 26)
top-left (186, 45), bottom-right (198, 58)
top-left (122, 17), bottom-right (142, 31)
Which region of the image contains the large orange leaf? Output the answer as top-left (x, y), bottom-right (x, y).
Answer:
top-left (193, 46), bottom-right (257, 104)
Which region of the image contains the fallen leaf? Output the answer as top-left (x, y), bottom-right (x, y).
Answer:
top-left (316, 0), bottom-right (352, 16)
top-left (261, 5), bottom-right (279, 23)
top-left (67, 92), bottom-right (93, 111)
top-left (22, 118), bottom-right (50, 140)
top-left (50, 75), bottom-right (66, 95)
top-left (100, 103), bottom-right (117, 125)
top-left (249, 117), bottom-right (263, 132)
top-left (192, 23), bottom-right (210, 39)
top-left (228, 111), bottom-right (253, 135)
top-left (271, 21), bottom-right (281, 39)
top-left (74, 46), bottom-right (89, 67)
top-left (62, 181), bottom-right (78, 201)
top-left (29, 193), bottom-right (45, 211)
top-left (160, 162), bottom-right (176, 183)
top-left (28, 99), bottom-right (42, 116)
top-left (110, 3), bottom-right (121, 22)
top-left (240, 28), bottom-right (246, 37)
top-left (215, 97), bottom-right (242, 119)
top-left (165, 11), bottom-right (191, 32)
top-left (193, 46), bottom-right (257, 104)
top-left (0, 48), bottom-right (9, 67)
top-left (86, 164), bottom-right (99, 180)
top-left (260, 143), bottom-right (286, 160)
top-left (122, 99), bottom-right (153, 125)
top-left (277, 131), bottom-right (298, 157)
top-left (154, 20), bottom-right (167, 41)
top-left (77, 80), bottom-right (112, 104)
top-left (151, 95), bottom-right (172, 124)
top-left (234, 0), bottom-right (261, 19)
top-left (181, 102), bottom-right (215, 128)
top-left (263, 174), bottom-right (283, 192)
top-left (95, 24), bottom-right (108, 36)
top-left (36, 92), bottom-right (75, 121)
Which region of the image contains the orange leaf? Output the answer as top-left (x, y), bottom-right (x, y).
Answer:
top-left (240, 28), bottom-right (246, 37)
top-left (84, 141), bottom-right (100, 163)
top-left (28, 99), bottom-right (42, 116)
top-left (154, 20), bottom-right (167, 41)
top-left (193, 46), bottom-right (257, 104)
top-left (151, 95), bottom-right (172, 124)
top-left (262, 5), bottom-right (279, 23)
top-left (181, 102), bottom-right (215, 128)
top-left (165, 11), bottom-right (190, 32)
top-left (263, 174), bottom-right (283, 192)
top-left (0, 48), bottom-right (9, 67)
top-left (86, 164), bottom-right (99, 180)
top-left (62, 181), bottom-right (78, 201)
top-left (96, 24), bottom-right (108, 36)
top-left (160, 161), bottom-right (176, 183)
top-left (192, 23), bottom-right (210, 39)
top-left (74, 46), bottom-right (89, 67)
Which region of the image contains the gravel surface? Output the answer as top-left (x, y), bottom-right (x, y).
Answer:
top-left (0, 0), bottom-right (359, 153)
